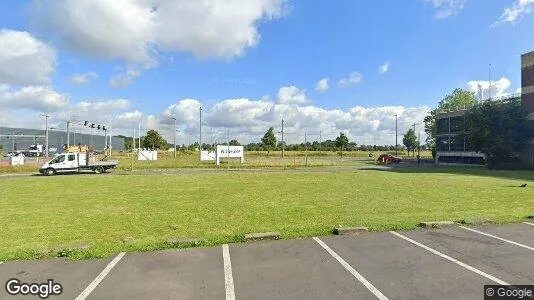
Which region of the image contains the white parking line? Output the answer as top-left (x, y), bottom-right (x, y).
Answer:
top-left (74, 252), bottom-right (126, 300)
top-left (222, 244), bottom-right (235, 300)
top-left (390, 231), bottom-right (509, 285)
top-left (523, 222), bottom-right (534, 226)
top-left (459, 226), bottom-right (534, 252)
top-left (313, 237), bottom-right (389, 300)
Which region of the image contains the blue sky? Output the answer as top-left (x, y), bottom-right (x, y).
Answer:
top-left (0, 0), bottom-right (533, 144)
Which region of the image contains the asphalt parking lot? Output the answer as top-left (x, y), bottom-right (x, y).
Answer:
top-left (1, 222), bottom-right (533, 300)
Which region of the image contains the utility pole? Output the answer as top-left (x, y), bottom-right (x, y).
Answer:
top-left (319, 130), bottom-right (323, 152)
top-left (199, 107), bottom-right (202, 158)
top-left (281, 119), bottom-right (284, 158)
top-left (172, 117), bottom-right (177, 158)
top-left (109, 123), bottom-right (113, 155)
top-left (138, 123), bottom-right (141, 150)
top-left (66, 121), bottom-right (70, 148)
top-left (395, 114), bottom-right (398, 156)
top-left (227, 128), bottom-right (230, 171)
top-left (104, 128), bottom-right (108, 151)
top-left (488, 63), bottom-right (492, 100)
top-left (412, 123), bottom-right (420, 161)
top-left (304, 130), bottom-right (308, 167)
top-left (41, 113), bottom-right (50, 158)
top-left (133, 127), bottom-right (136, 150)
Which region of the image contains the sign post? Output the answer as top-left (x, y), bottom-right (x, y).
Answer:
top-left (216, 145), bottom-right (244, 166)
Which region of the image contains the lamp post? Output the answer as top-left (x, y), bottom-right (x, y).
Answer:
top-left (282, 119), bottom-right (284, 158)
top-left (172, 117), bottom-right (177, 158)
top-left (199, 107), bottom-right (202, 158)
top-left (395, 114), bottom-right (398, 156)
top-left (41, 113), bottom-right (50, 158)
top-left (413, 123), bottom-right (420, 164)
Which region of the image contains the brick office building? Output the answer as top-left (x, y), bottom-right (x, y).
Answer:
top-left (435, 51), bottom-right (534, 165)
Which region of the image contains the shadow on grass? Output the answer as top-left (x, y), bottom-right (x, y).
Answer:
top-left (364, 164), bottom-right (534, 182)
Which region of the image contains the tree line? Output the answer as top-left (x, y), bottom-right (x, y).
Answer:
top-left (118, 129), bottom-right (415, 153)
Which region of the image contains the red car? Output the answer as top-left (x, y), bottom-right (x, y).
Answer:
top-left (377, 154), bottom-right (402, 164)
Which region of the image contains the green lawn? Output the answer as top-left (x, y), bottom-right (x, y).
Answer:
top-left (0, 150), bottom-right (431, 174)
top-left (1, 167), bottom-right (532, 261)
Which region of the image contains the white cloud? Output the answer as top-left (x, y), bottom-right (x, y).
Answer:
top-left (379, 61), bottom-right (390, 74)
top-left (0, 85), bottom-right (69, 111)
top-left (338, 72), bottom-right (363, 87)
top-left (0, 29), bottom-right (57, 85)
top-left (31, 0), bottom-right (289, 69)
top-left (516, 87), bottom-right (522, 94)
top-left (153, 96), bottom-right (429, 145)
top-left (117, 110), bottom-right (144, 123)
top-left (69, 72), bottom-right (98, 84)
top-left (109, 69), bottom-right (141, 88)
top-left (315, 78), bottom-right (329, 93)
top-left (162, 99), bottom-right (203, 126)
top-left (493, 0), bottom-right (534, 26)
top-left (277, 86), bottom-right (308, 104)
top-left (465, 77), bottom-right (512, 99)
top-left (425, 0), bottom-right (466, 19)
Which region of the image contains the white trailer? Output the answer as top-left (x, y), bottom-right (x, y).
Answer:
top-left (39, 153), bottom-right (118, 176)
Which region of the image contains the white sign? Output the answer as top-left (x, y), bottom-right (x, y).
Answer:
top-left (216, 145), bottom-right (244, 165)
top-left (201, 151), bottom-right (216, 161)
top-left (138, 150), bottom-right (158, 161)
top-left (10, 155), bottom-right (24, 166)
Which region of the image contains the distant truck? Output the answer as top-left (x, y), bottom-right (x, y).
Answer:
top-left (28, 144), bottom-right (44, 156)
top-left (39, 153), bottom-right (118, 176)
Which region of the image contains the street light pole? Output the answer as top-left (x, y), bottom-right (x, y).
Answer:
top-left (66, 121), bottom-right (70, 148)
top-left (281, 119), bottom-right (284, 158)
top-left (304, 130), bottom-right (308, 167)
top-left (41, 114), bottom-right (50, 158)
top-left (489, 63), bottom-right (492, 100)
top-left (395, 114), bottom-right (398, 156)
top-left (199, 107), bottom-right (202, 158)
top-left (412, 123), bottom-right (420, 163)
top-left (227, 128), bottom-right (230, 171)
top-left (172, 117), bottom-right (177, 158)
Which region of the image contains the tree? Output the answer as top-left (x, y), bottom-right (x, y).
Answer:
top-left (464, 100), bottom-right (532, 168)
top-left (142, 130), bottom-right (168, 150)
top-left (424, 88), bottom-right (477, 156)
top-left (403, 129), bottom-right (418, 157)
top-left (123, 137), bottom-right (133, 151)
top-left (261, 127), bottom-right (277, 154)
top-left (229, 139), bottom-right (241, 146)
top-left (335, 132), bottom-right (349, 157)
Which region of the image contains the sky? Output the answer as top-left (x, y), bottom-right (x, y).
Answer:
top-left (0, 0), bottom-right (533, 146)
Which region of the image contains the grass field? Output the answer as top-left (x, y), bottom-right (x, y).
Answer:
top-left (0, 150), bottom-right (432, 174)
top-left (1, 166), bottom-right (533, 261)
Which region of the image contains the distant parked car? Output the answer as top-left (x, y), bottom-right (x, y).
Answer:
top-left (4, 152), bottom-right (22, 158)
top-left (377, 154), bottom-right (402, 164)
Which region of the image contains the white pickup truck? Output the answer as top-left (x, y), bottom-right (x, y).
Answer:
top-left (39, 153), bottom-right (118, 176)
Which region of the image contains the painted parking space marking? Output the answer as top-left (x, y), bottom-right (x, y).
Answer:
top-left (313, 237), bottom-right (389, 300)
top-left (74, 252), bottom-right (126, 300)
top-left (389, 231), bottom-right (509, 285)
top-left (222, 244), bottom-right (235, 300)
top-left (523, 222), bottom-right (534, 226)
top-left (459, 226), bottom-right (534, 252)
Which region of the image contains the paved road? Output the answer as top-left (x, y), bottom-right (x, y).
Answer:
top-left (0, 164), bottom-right (399, 179)
top-left (1, 222), bottom-right (533, 299)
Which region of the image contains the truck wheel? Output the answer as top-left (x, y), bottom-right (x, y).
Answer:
top-left (94, 166), bottom-right (104, 174)
top-left (45, 168), bottom-right (56, 176)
